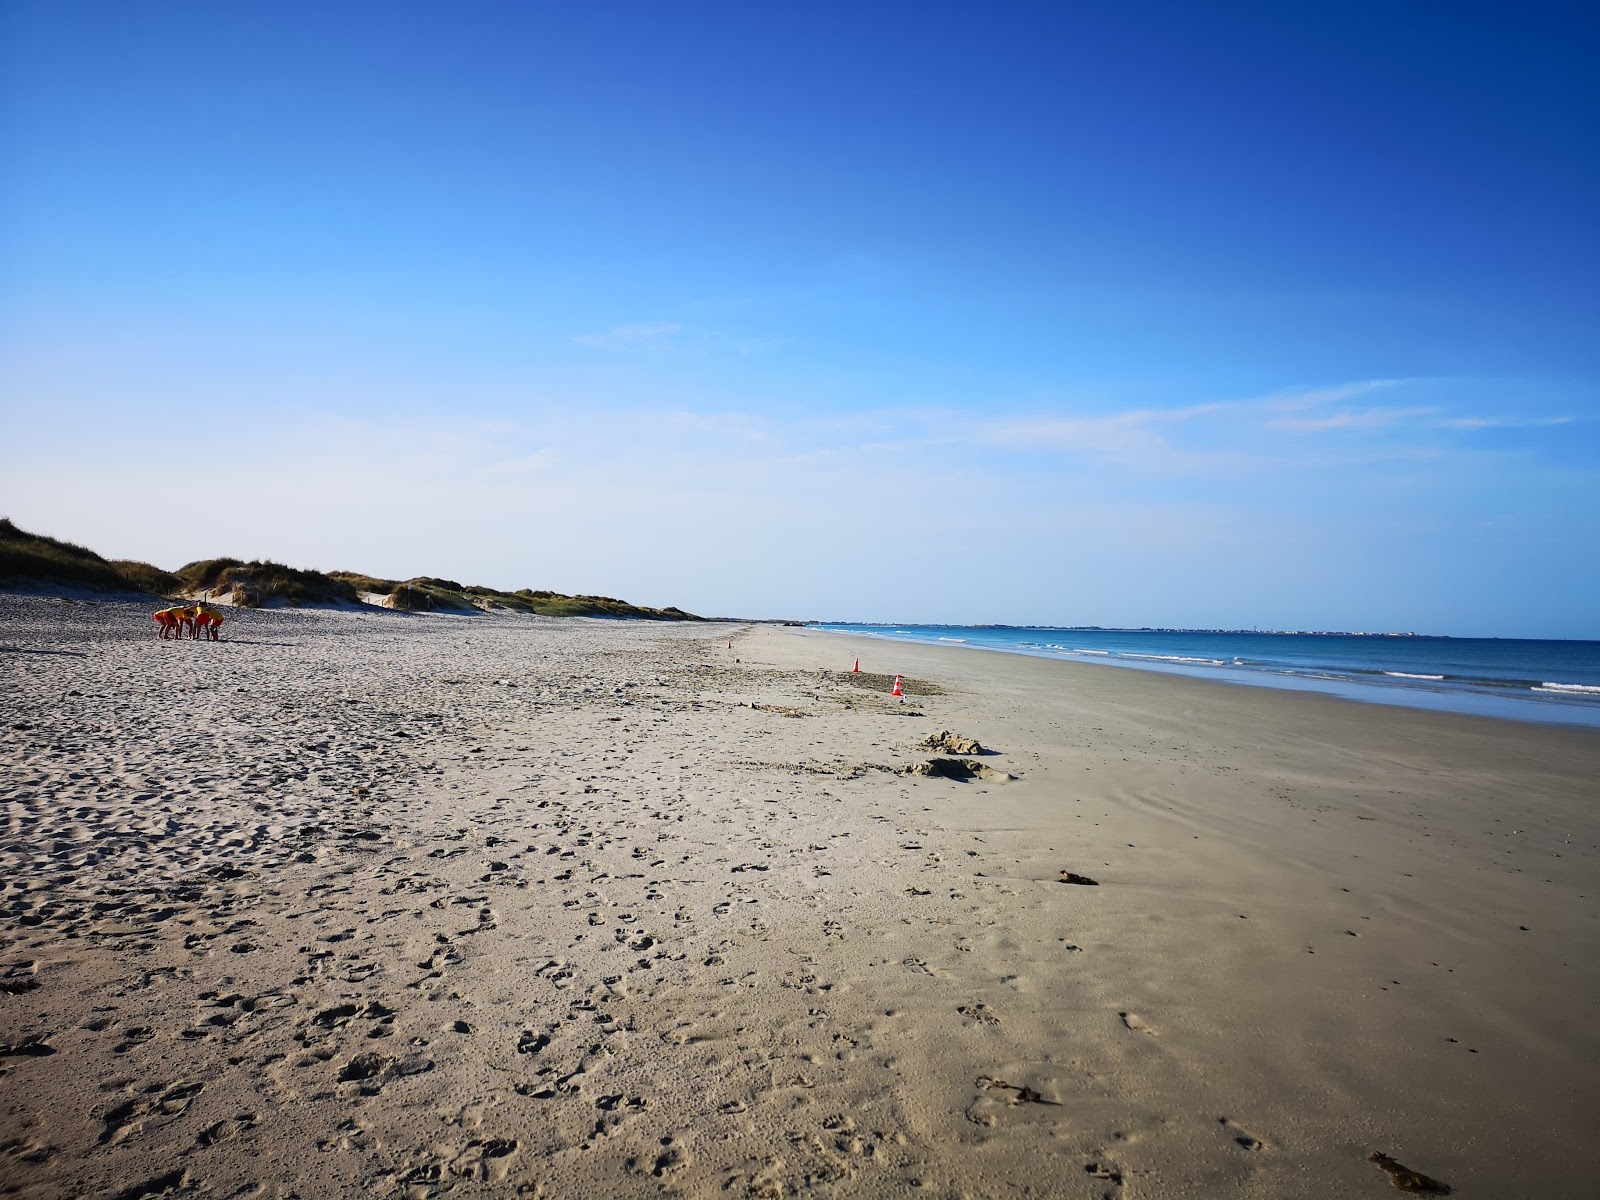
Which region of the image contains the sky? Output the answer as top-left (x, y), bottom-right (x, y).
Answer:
top-left (2, 1), bottom-right (1596, 636)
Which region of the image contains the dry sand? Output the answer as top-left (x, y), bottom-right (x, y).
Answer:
top-left (1, 597), bottom-right (1596, 1199)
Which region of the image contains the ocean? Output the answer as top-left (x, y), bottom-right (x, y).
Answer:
top-left (812, 625), bottom-right (1600, 728)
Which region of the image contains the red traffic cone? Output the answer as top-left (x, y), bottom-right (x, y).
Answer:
top-left (852, 658), bottom-right (860, 673)
top-left (891, 674), bottom-right (903, 701)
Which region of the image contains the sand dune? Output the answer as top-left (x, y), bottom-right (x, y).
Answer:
top-left (1, 598), bottom-right (1595, 1198)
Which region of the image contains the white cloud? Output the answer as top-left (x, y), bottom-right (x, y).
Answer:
top-left (1258, 379), bottom-right (1408, 412)
top-left (1433, 415), bottom-right (1574, 430)
top-left (571, 322), bottom-right (684, 351)
top-left (985, 381), bottom-right (1418, 455)
top-left (2, 378), bottom-right (1590, 627)
top-left (969, 379), bottom-right (1577, 474)
top-left (1268, 406), bottom-right (1440, 433)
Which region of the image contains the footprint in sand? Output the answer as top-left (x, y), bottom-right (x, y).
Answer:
top-left (196, 1111), bottom-right (259, 1147)
top-left (446, 1137), bottom-right (521, 1183)
top-left (958, 1003), bottom-right (1001, 1027)
top-left (0, 1138), bottom-right (54, 1165)
top-left (1084, 1160), bottom-right (1125, 1198)
top-left (0, 1034), bottom-right (57, 1058)
top-left (1218, 1115), bottom-right (1267, 1150)
top-left (108, 1168), bottom-right (190, 1200)
top-left (99, 1081), bottom-right (204, 1146)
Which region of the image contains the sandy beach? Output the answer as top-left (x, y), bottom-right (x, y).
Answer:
top-left (2, 596), bottom-right (1596, 1199)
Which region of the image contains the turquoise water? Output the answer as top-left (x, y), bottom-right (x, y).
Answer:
top-left (813, 625), bottom-right (1600, 728)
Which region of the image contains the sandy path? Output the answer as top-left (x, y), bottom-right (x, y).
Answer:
top-left (1, 600), bottom-right (1595, 1199)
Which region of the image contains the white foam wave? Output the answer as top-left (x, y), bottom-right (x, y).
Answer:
top-left (937, 637), bottom-right (967, 643)
top-left (1122, 652), bottom-right (1226, 666)
top-left (1386, 671), bottom-right (1445, 680)
top-left (1071, 648), bottom-right (1111, 656)
top-left (1533, 682), bottom-right (1600, 695)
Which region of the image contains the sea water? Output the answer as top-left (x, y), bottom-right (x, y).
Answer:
top-left (812, 625), bottom-right (1600, 728)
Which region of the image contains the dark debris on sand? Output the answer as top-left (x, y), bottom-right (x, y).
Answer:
top-left (834, 670), bottom-right (946, 697)
top-left (1369, 1152), bottom-right (1452, 1194)
top-left (904, 757), bottom-right (1012, 782)
top-left (919, 730), bottom-right (986, 755)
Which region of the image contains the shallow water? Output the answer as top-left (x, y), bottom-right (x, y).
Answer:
top-left (815, 624), bottom-right (1600, 727)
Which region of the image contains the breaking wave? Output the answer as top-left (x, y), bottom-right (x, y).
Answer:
top-left (1122, 652), bottom-right (1227, 666)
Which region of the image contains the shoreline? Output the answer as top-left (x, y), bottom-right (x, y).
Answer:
top-left (810, 624), bottom-right (1600, 729)
top-left (2, 598), bottom-right (1595, 1198)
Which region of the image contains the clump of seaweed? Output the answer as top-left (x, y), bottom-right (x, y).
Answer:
top-left (905, 758), bottom-right (1013, 782)
top-left (920, 730), bottom-right (986, 754)
top-left (835, 670), bottom-right (946, 696)
top-left (976, 1076), bottom-right (1059, 1106)
top-left (1059, 870), bottom-right (1100, 886)
top-left (1369, 1152), bottom-right (1451, 1194)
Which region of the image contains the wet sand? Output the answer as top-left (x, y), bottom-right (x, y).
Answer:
top-left (1, 597), bottom-right (1596, 1198)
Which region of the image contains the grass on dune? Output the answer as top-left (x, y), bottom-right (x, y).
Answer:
top-left (330, 573), bottom-right (699, 620)
top-left (176, 559), bottom-right (360, 608)
top-left (326, 571), bottom-right (399, 596)
top-left (1, 519), bottom-right (701, 619)
top-left (0, 518), bottom-right (180, 596)
top-left (109, 559), bottom-right (184, 596)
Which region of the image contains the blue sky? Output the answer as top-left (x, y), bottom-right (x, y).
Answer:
top-left (2, 1), bottom-right (1596, 635)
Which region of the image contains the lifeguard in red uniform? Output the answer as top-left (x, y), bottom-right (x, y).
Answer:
top-left (194, 605), bottom-right (224, 641)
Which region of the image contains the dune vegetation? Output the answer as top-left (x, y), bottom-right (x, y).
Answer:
top-left (0, 518), bottom-right (699, 619)
top-left (326, 572), bottom-right (697, 620)
top-left (0, 518), bottom-right (180, 596)
top-left (177, 558), bottom-right (360, 608)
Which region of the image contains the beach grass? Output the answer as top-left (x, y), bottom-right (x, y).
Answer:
top-left (347, 575), bottom-right (700, 620)
top-left (108, 559), bottom-right (184, 596)
top-left (2, 518), bottom-right (700, 618)
top-left (0, 517), bottom-right (178, 596)
top-left (175, 558), bottom-right (360, 608)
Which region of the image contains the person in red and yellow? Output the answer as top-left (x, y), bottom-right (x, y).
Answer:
top-left (194, 604), bottom-right (225, 641)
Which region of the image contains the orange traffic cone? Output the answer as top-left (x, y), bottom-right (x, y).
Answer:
top-left (891, 674), bottom-right (903, 701)
top-left (852, 658), bottom-right (860, 673)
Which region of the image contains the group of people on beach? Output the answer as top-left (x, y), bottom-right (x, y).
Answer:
top-left (153, 604), bottom-right (225, 641)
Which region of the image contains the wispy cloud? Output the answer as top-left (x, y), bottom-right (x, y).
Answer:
top-left (975, 379), bottom-right (1576, 474)
top-left (1258, 379), bottom-right (1408, 412)
top-left (570, 322), bottom-right (784, 357)
top-left (571, 322), bottom-right (684, 351)
top-left (1268, 405), bottom-right (1440, 433)
top-left (1432, 415), bottom-right (1574, 430)
top-left (984, 380), bottom-right (1416, 457)
top-left (983, 410), bottom-right (1186, 462)
top-left (6, 381), bottom-right (1590, 630)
